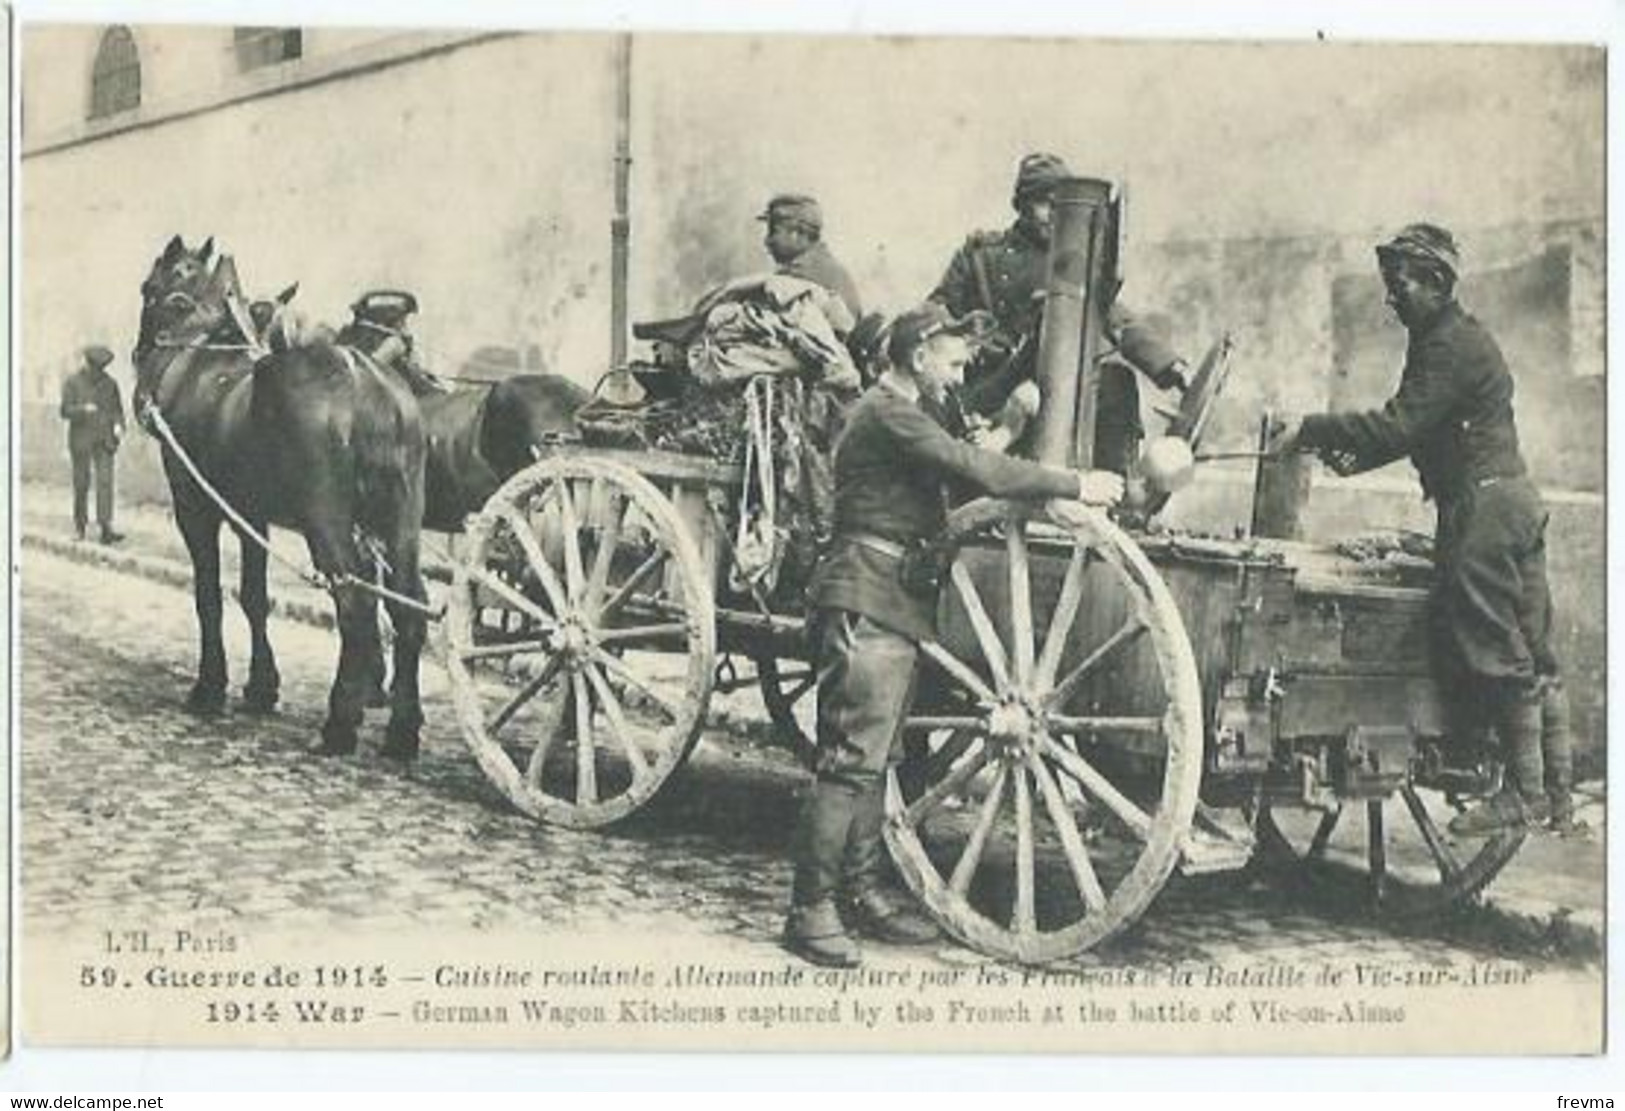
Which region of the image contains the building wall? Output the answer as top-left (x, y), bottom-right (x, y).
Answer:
top-left (22, 30), bottom-right (618, 411)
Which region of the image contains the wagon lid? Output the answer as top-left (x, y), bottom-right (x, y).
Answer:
top-left (632, 312), bottom-right (706, 347)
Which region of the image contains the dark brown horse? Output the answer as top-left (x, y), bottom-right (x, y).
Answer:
top-left (420, 376), bottom-right (590, 530)
top-left (131, 236), bottom-right (430, 760)
top-left (335, 325), bottom-right (590, 531)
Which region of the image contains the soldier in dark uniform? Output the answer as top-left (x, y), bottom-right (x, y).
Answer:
top-left (930, 152), bottom-right (1191, 474)
top-left (58, 344), bottom-right (126, 544)
top-left (759, 193), bottom-right (864, 331)
top-left (1270, 223), bottom-right (1573, 834)
top-left (783, 302), bottom-right (1125, 967)
top-left (336, 289), bottom-right (447, 396)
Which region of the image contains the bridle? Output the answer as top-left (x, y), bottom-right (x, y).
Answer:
top-left (133, 289), bottom-right (259, 424)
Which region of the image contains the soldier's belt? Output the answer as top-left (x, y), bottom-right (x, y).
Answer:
top-left (840, 533), bottom-right (908, 560)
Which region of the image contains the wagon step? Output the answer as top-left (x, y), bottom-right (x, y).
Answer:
top-left (1177, 804), bottom-right (1256, 875)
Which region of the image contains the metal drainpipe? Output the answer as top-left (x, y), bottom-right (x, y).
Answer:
top-left (1030, 176), bottom-right (1116, 468)
top-left (610, 33), bottom-right (633, 369)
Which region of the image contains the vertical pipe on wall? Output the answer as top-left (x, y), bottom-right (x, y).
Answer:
top-left (610, 33), bottom-right (632, 368)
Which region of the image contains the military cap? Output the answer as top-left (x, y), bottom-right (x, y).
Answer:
top-left (757, 193), bottom-right (823, 233)
top-left (1376, 223), bottom-right (1460, 282)
top-left (887, 302), bottom-right (973, 367)
top-left (82, 344), bottom-right (114, 370)
top-left (351, 289), bottom-right (419, 326)
top-left (1012, 151), bottom-right (1072, 205)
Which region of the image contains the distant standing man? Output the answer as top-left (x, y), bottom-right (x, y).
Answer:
top-left (59, 344), bottom-right (126, 544)
top-left (759, 193), bottom-right (864, 332)
top-left (1270, 223), bottom-right (1573, 835)
top-left (930, 152), bottom-right (1190, 472)
top-left (784, 303), bottom-right (1124, 967)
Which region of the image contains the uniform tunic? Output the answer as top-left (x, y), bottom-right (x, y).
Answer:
top-left (810, 383), bottom-right (1080, 642)
top-left (779, 241), bottom-right (864, 330)
top-left (1298, 301), bottom-right (1554, 694)
top-left (805, 382), bottom-right (1079, 789)
top-left (929, 222), bottom-right (1184, 470)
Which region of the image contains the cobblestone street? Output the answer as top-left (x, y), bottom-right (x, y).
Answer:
top-left (20, 525), bottom-right (1605, 974)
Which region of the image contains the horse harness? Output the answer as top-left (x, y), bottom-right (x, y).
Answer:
top-left (137, 337), bottom-right (444, 618)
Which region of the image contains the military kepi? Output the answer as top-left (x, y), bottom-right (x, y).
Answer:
top-left (1012, 151), bottom-right (1072, 206)
top-left (758, 193), bottom-right (823, 233)
top-left (351, 289), bottom-right (419, 325)
top-left (1376, 222), bottom-right (1460, 282)
top-left (886, 302), bottom-right (973, 366)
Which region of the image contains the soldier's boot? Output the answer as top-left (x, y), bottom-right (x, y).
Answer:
top-left (1449, 693), bottom-right (1549, 837)
top-left (783, 782), bottom-right (863, 968)
top-left (1540, 677), bottom-right (1577, 832)
top-left (841, 783), bottom-right (939, 946)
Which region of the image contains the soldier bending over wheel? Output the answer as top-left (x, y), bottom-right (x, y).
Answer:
top-left (784, 302), bottom-right (1124, 968)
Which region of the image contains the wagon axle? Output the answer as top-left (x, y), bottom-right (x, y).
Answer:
top-left (547, 613), bottom-right (598, 664)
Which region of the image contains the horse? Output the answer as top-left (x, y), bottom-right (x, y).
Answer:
top-left (131, 235), bottom-right (431, 761)
top-left (334, 325), bottom-right (590, 531)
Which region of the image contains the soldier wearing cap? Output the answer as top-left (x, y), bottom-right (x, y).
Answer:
top-left (1270, 223), bottom-right (1573, 835)
top-left (759, 193), bottom-right (864, 330)
top-left (930, 152), bottom-right (1191, 474)
top-left (782, 301), bottom-right (1125, 967)
top-left (59, 344), bottom-right (126, 544)
top-left (337, 289), bottom-right (447, 396)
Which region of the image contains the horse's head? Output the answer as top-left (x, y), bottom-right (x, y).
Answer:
top-left (132, 235), bottom-right (241, 411)
top-left (481, 375), bottom-right (590, 477)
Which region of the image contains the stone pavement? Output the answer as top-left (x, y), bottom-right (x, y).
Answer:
top-left (19, 500), bottom-right (1604, 972)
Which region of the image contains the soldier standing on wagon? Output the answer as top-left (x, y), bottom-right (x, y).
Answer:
top-left (59, 344), bottom-right (126, 544)
top-left (1269, 223), bottom-right (1574, 835)
top-left (783, 302), bottom-right (1125, 968)
top-left (929, 152), bottom-right (1191, 471)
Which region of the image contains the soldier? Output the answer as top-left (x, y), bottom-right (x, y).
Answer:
top-left (336, 289), bottom-right (447, 396)
top-left (759, 193), bottom-right (864, 331)
top-left (784, 302), bottom-right (1124, 967)
top-left (930, 152), bottom-right (1190, 474)
top-left (1269, 223), bottom-right (1573, 834)
top-left (58, 344), bottom-right (126, 544)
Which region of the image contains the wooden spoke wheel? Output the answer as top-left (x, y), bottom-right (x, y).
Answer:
top-left (445, 454), bottom-right (716, 828)
top-left (885, 499), bottom-right (1204, 963)
top-left (1255, 785), bottom-right (1526, 919)
top-left (756, 654), bottom-right (818, 765)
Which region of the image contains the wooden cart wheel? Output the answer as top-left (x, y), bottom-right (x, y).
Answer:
top-left (445, 454), bottom-right (716, 828)
top-left (884, 498), bottom-right (1204, 963)
top-left (1255, 787), bottom-right (1526, 919)
top-left (756, 654), bottom-right (818, 764)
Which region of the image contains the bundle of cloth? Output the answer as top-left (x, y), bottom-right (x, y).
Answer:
top-left (575, 273), bottom-right (859, 599)
top-left (685, 273), bottom-right (861, 394)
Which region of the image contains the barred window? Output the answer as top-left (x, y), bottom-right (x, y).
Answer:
top-left (233, 27), bottom-right (303, 71)
top-left (88, 26), bottom-right (140, 120)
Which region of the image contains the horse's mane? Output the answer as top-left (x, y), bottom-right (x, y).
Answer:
top-left (192, 252), bottom-right (333, 355)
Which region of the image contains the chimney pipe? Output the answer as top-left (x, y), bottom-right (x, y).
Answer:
top-left (1030, 176), bottom-right (1116, 468)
